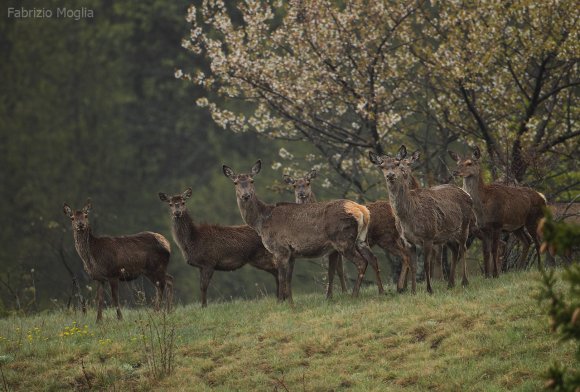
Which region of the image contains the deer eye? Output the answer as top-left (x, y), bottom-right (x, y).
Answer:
top-left (250, 179), bottom-right (254, 183)
top-left (233, 180), bottom-right (238, 185)
top-left (169, 203), bottom-right (173, 206)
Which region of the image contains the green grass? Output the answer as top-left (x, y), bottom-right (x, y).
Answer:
top-left (0, 270), bottom-right (575, 391)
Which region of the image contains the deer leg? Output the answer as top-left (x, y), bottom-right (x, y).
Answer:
top-left (393, 241), bottom-right (411, 293)
top-left (423, 242), bottom-right (433, 294)
top-left (447, 243), bottom-right (458, 289)
top-left (482, 236), bottom-right (491, 278)
top-left (327, 252), bottom-right (339, 299)
top-left (528, 223), bottom-right (543, 270)
top-left (199, 267), bottom-right (214, 308)
top-left (460, 238), bottom-right (469, 287)
top-left (343, 248), bottom-right (368, 298)
top-left (109, 278), bottom-right (122, 320)
top-left (491, 229), bottom-right (501, 278)
top-left (165, 274), bottom-right (174, 311)
top-left (336, 254), bottom-right (348, 293)
top-left (358, 244), bottom-right (384, 295)
top-left (409, 246), bottom-right (417, 295)
top-left (154, 279), bottom-right (166, 312)
top-left (274, 251), bottom-right (293, 304)
top-left (287, 256), bottom-right (295, 304)
top-left (96, 281), bottom-right (105, 323)
top-left (514, 228), bottom-right (532, 270)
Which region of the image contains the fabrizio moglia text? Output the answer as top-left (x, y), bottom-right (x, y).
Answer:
top-left (7, 7), bottom-right (94, 20)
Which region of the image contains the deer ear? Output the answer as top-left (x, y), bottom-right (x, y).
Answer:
top-left (158, 193), bottom-right (169, 202)
top-left (283, 174), bottom-right (295, 185)
top-left (368, 151), bottom-right (383, 165)
top-left (182, 188), bottom-right (193, 200)
top-left (448, 150), bottom-right (460, 162)
top-left (409, 150), bottom-right (420, 163)
top-left (472, 146), bottom-right (481, 160)
top-left (307, 169), bottom-right (317, 180)
top-left (251, 160), bottom-right (262, 176)
top-left (63, 203), bottom-right (73, 217)
top-left (396, 145), bottom-right (408, 160)
top-left (222, 165), bottom-right (236, 181)
top-left (82, 199), bottom-right (92, 213)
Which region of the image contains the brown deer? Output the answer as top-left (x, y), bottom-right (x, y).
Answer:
top-left (370, 146), bottom-right (475, 294)
top-left (223, 160), bottom-right (384, 303)
top-left (283, 170), bottom-right (347, 296)
top-left (449, 146), bottom-right (547, 276)
top-left (63, 199), bottom-right (173, 322)
top-left (158, 188), bottom-right (280, 307)
top-left (284, 171), bottom-right (413, 294)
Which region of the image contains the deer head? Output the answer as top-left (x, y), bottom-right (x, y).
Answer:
top-left (159, 188), bottom-right (192, 218)
top-left (448, 146), bottom-right (481, 179)
top-left (369, 145), bottom-right (416, 184)
top-left (223, 160), bottom-right (261, 202)
top-left (63, 199), bottom-right (92, 232)
top-left (283, 170), bottom-right (317, 202)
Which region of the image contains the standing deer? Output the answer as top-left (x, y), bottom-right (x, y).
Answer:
top-left (370, 146), bottom-right (475, 293)
top-left (159, 188), bottom-right (280, 307)
top-left (284, 171), bottom-right (413, 294)
top-left (223, 160), bottom-right (383, 303)
top-left (283, 170), bottom-right (347, 296)
top-left (63, 199), bottom-right (173, 322)
top-left (448, 146), bottom-right (546, 276)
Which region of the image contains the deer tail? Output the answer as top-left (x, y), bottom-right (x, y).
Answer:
top-left (343, 201), bottom-right (370, 245)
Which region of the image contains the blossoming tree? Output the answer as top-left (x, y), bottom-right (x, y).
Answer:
top-left (180, 0), bottom-right (578, 195)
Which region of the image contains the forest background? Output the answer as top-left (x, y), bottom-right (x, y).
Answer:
top-left (0, 0), bottom-right (578, 315)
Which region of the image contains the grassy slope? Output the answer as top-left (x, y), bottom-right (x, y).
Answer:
top-left (0, 270), bottom-right (575, 391)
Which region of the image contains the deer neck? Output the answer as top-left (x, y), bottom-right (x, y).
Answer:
top-left (237, 194), bottom-right (272, 235)
top-left (72, 227), bottom-right (97, 275)
top-left (296, 193), bottom-right (316, 204)
top-left (462, 173), bottom-right (485, 222)
top-left (386, 179), bottom-right (416, 223)
top-left (172, 210), bottom-right (198, 256)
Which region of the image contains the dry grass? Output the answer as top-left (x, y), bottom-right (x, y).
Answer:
top-left (0, 270), bottom-right (575, 391)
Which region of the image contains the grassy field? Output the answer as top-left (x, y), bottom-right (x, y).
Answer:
top-left (0, 270), bottom-right (575, 391)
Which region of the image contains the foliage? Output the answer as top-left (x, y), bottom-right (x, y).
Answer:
top-left (0, 271), bottom-right (575, 390)
top-left (417, 0), bottom-right (579, 184)
top-left (537, 211), bottom-right (580, 391)
top-left (0, 0), bottom-right (296, 311)
top-left (136, 309), bottom-right (177, 380)
top-left (182, 0), bottom-right (579, 194)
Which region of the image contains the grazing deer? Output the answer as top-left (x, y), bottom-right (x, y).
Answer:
top-left (223, 160), bottom-right (383, 303)
top-left (449, 146), bottom-right (547, 276)
top-left (284, 171), bottom-right (413, 294)
top-left (63, 199), bottom-right (173, 322)
top-left (370, 146), bottom-right (475, 293)
top-left (158, 188), bottom-right (280, 307)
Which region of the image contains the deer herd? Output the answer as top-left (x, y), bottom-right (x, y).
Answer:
top-left (63, 145), bottom-right (549, 321)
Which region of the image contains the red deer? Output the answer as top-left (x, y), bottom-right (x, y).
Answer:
top-left (284, 171), bottom-right (413, 294)
top-left (449, 146), bottom-right (546, 276)
top-left (370, 146), bottom-right (475, 293)
top-left (223, 160), bottom-right (383, 303)
top-left (158, 188), bottom-right (280, 307)
top-left (283, 170), bottom-right (347, 296)
top-left (63, 199), bottom-right (173, 322)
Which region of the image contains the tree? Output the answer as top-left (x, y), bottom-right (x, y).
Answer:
top-left (414, 0), bottom-right (579, 184)
top-left (182, 0), bottom-right (579, 195)
top-left (181, 0), bottom-right (426, 196)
